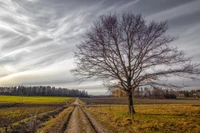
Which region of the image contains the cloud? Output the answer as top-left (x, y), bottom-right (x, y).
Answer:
top-left (0, 59), bottom-right (75, 85)
top-left (147, 0), bottom-right (200, 21)
top-left (0, 0), bottom-right (199, 94)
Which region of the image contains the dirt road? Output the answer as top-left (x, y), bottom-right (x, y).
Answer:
top-left (64, 98), bottom-right (108, 133)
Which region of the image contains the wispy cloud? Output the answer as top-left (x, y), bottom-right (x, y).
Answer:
top-left (0, 0), bottom-right (199, 94)
top-left (147, 0), bottom-right (200, 21)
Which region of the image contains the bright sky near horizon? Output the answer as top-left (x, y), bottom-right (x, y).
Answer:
top-left (0, 0), bottom-right (200, 95)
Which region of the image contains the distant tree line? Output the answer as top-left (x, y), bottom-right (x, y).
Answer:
top-left (0, 86), bottom-right (88, 97)
top-left (112, 87), bottom-right (200, 99)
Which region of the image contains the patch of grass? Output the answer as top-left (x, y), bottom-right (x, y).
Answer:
top-left (37, 106), bottom-right (73, 133)
top-left (77, 98), bottom-right (85, 105)
top-left (85, 104), bottom-right (200, 133)
top-left (0, 95), bottom-right (73, 104)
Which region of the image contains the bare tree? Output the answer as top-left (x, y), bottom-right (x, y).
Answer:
top-left (71, 13), bottom-right (200, 113)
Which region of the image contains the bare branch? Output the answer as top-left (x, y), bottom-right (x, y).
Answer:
top-left (71, 12), bottom-right (200, 93)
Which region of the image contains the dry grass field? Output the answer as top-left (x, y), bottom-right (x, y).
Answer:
top-left (85, 104), bottom-right (200, 133)
top-left (82, 97), bottom-right (200, 133)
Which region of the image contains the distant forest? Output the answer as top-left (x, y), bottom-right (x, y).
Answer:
top-left (0, 86), bottom-right (88, 97)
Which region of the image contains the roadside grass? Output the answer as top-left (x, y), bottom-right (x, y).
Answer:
top-left (85, 104), bottom-right (200, 133)
top-left (0, 95), bottom-right (73, 104)
top-left (37, 106), bottom-right (73, 133)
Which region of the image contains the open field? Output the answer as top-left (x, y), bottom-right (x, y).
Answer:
top-left (0, 95), bottom-right (74, 132)
top-left (1, 96), bottom-right (200, 132)
top-left (81, 97), bottom-right (200, 105)
top-left (85, 104), bottom-right (200, 133)
top-left (80, 97), bottom-right (200, 133)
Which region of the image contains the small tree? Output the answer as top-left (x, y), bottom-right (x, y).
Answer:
top-left (71, 13), bottom-right (200, 113)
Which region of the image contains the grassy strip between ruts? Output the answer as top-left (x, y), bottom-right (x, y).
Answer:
top-left (84, 104), bottom-right (200, 133)
top-left (0, 95), bottom-right (73, 104)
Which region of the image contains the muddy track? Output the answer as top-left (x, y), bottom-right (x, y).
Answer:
top-left (0, 99), bottom-right (75, 109)
top-left (0, 99), bottom-right (75, 133)
top-left (64, 99), bottom-right (108, 133)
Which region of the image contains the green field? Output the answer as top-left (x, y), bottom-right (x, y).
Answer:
top-left (0, 95), bottom-right (72, 104)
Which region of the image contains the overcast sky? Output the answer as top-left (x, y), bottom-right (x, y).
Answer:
top-left (0, 0), bottom-right (200, 95)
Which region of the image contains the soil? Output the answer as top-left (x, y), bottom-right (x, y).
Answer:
top-left (80, 97), bottom-right (200, 105)
top-left (64, 98), bottom-right (108, 133)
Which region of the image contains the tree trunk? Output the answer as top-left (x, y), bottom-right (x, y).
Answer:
top-left (128, 92), bottom-right (135, 114)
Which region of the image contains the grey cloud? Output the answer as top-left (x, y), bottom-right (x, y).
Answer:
top-left (0, 55), bottom-right (22, 65)
top-left (133, 0), bottom-right (196, 16)
top-left (147, 0), bottom-right (200, 21)
top-left (0, 0), bottom-right (200, 94)
top-left (19, 75), bottom-right (75, 86)
top-left (167, 10), bottom-right (200, 29)
top-left (171, 24), bottom-right (200, 58)
top-left (2, 36), bottom-right (29, 50)
top-left (166, 77), bottom-right (200, 88)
